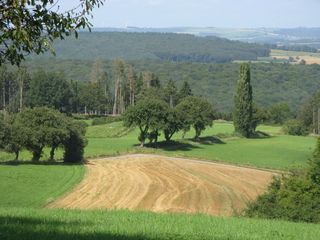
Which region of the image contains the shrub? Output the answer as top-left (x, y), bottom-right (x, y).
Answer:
top-left (63, 122), bottom-right (87, 163)
top-left (91, 117), bottom-right (107, 126)
top-left (282, 119), bottom-right (308, 136)
top-left (245, 138), bottom-right (320, 223)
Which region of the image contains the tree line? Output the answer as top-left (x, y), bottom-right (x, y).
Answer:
top-left (0, 107), bottom-right (86, 162)
top-left (0, 59), bottom-right (195, 115)
top-left (22, 58), bottom-right (320, 113)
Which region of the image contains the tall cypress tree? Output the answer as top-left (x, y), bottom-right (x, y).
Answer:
top-left (233, 63), bottom-right (254, 138)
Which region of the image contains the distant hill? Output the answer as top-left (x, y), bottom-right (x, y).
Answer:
top-left (37, 32), bottom-right (269, 63)
top-left (90, 27), bottom-right (320, 47)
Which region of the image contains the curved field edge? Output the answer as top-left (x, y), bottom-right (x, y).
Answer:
top-left (0, 164), bottom-right (85, 208)
top-left (49, 155), bottom-right (275, 215)
top-left (0, 208), bottom-right (319, 240)
top-left (0, 122), bottom-right (316, 170)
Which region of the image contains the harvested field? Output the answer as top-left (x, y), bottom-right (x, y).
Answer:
top-left (49, 154), bottom-right (276, 216)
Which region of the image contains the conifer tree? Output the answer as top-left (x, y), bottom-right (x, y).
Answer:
top-left (233, 63), bottom-right (254, 138)
top-left (178, 81), bottom-right (192, 102)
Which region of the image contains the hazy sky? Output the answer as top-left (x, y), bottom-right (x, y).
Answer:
top-left (60, 0), bottom-right (319, 28)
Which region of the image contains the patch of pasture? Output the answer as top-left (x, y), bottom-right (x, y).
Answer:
top-left (0, 164), bottom-right (84, 208)
top-left (0, 208), bottom-right (319, 240)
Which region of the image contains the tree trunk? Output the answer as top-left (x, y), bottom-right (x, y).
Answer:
top-left (113, 78), bottom-right (119, 115)
top-left (49, 146), bottom-right (56, 162)
top-left (14, 151), bottom-right (19, 161)
top-left (318, 108), bottom-right (320, 135)
top-left (313, 107), bottom-right (317, 134)
top-left (32, 148), bottom-right (43, 162)
top-left (132, 93), bottom-right (135, 106)
top-left (2, 84), bottom-right (5, 109)
top-left (169, 95), bottom-right (173, 108)
top-left (19, 78), bottom-right (23, 112)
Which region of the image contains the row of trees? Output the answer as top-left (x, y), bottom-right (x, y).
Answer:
top-left (0, 107), bottom-right (86, 162)
top-left (124, 96), bottom-right (215, 146)
top-left (0, 60), bottom-right (194, 115)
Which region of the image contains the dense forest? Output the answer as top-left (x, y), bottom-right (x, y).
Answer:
top-left (21, 58), bottom-right (320, 112)
top-left (35, 32), bottom-right (270, 63)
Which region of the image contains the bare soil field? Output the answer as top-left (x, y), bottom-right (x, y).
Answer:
top-left (271, 49), bottom-right (320, 64)
top-left (49, 154), bottom-right (276, 216)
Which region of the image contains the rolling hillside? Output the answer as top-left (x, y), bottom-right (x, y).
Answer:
top-left (35, 32), bottom-right (270, 63)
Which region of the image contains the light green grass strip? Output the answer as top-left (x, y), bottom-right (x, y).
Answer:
top-left (0, 208), bottom-right (319, 240)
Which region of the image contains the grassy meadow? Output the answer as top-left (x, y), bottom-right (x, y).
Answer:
top-left (1, 208), bottom-right (320, 240)
top-left (0, 121), bottom-right (316, 170)
top-left (0, 163), bottom-right (84, 208)
top-left (0, 121), bottom-right (319, 240)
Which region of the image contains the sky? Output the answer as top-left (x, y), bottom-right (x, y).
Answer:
top-left (59, 0), bottom-right (320, 28)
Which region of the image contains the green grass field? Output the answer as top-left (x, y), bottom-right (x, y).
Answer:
top-left (0, 208), bottom-right (319, 240)
top-left (84, 122), bottom-right (315, 170)
top-left (0, 163), bottom-right (84, 208)
top-left (0, 122), bottom-right (316, 170)
top-left (0, 121), bottom-right (319, 239)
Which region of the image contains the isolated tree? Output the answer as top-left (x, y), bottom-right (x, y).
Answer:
top-left (0, 0), bottom-right (104, 66)
top-left (176, 96), bottom-right (215, 139)
top-left (123, 98), bottom-right (169, 147)
top-left (234, 63), bottom-right (254, 138)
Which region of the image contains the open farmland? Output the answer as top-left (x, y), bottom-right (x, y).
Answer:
top-left (270, 49), bottom-right (320, 64)
top-left (49, 154), bottom-right (275, 215)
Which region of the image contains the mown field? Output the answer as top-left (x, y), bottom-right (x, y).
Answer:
top-left (0, 163), bottom-right (84, 208)
top-left (0, 121), bottom-right (316, 170)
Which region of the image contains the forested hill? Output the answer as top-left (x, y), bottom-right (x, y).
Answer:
top-left (24, 59), bottom-right (320, 112)
top-left (38, 32), bottom-right (270, 63)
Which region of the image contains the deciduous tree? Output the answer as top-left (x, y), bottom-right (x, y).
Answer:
top-left (0, 0), bottom-right (104, 66)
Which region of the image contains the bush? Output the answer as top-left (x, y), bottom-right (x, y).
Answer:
top-left (91, 116), bottom-right (123, 126)
top-left (282, 119), bottom-right (308, 136)
top-left (63, 122), bottom-right (87, 163)
top-left (91, 117), bottom-right (107, 126)
top-left (245, 138), bottom-right (320, 223)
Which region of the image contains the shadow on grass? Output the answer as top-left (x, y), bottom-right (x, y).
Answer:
top-left (0, 215), bottom-right (231, 240)
top-left (137, 140), bottom-right (202, 152)
top-left (0, 160), bottom-right (84, 167)
top-left (189, 136), bottom-right (226, 145)
top-left (0, 216), bottom-right (144, 240)
top-left (250, 131), bottom-right (272, 139)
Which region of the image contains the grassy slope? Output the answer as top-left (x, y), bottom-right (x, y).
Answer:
top-left (0, 164), bottom-right (84, 208)
top-left (0, 208), bottom-right (319, 240)
top-left (0, 122), bottom-right (318, 240)
top-left (0, 122), bottom-right (316, 170)
top-left (85, 122), bottom-right (316, 170)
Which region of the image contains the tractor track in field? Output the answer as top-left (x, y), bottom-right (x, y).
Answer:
top-left (49, 154), bottom-right (276, 216)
